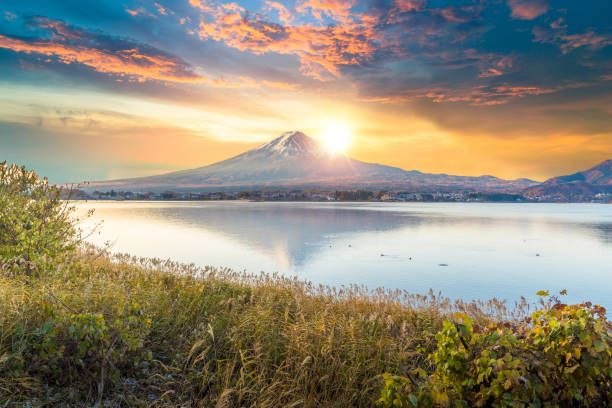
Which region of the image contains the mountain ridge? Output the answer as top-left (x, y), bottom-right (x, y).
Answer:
top-left (523, 159), bottom-right (612, 199)
top-left (84, 131), bottom-right (539, 193)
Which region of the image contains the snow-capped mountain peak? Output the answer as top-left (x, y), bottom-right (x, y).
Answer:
top-left (84, 131), bottom-right (540, 192)
top-left (255, 131), bottom-right (324, 157)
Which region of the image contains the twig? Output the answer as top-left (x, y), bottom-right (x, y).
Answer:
top-left (454, 322), bottom-right (470, 352)
top-left (47, 288), bottom-right (77, 314)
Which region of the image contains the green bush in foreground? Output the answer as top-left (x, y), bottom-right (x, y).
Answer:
top-left (380, 293), bottom-right (612, 407)
top-left (0, 162), bottom-right (84, 270)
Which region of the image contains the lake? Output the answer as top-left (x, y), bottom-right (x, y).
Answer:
top-left (77, 201), bottom-right (612, 309)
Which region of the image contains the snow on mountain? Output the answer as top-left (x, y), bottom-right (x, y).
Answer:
top-left (84, 131), bottom-right (539, 192)
top-left (254, 131), bottom-right (323, 157)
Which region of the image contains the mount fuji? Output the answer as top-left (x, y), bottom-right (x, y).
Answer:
top-left (84, 131), bottom-right (538, 192)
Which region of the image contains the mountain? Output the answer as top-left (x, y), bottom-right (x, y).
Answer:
top-left (84, 131), bottom-right (539, 192)
top-left (523, 160), bottom-right (612, 201)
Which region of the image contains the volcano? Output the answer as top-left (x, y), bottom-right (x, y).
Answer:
top-left (84, 131), bottom-right (538, 192)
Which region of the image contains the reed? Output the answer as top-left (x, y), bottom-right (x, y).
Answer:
top-left (0, 246), bottom-right (533, 407)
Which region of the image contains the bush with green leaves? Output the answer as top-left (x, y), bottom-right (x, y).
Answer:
top-left (2, 299), bottom-right (152, 402)
top-left (0, 162), bottom-right (84, 268)
top-left (379, 291), bottom-right (612, 407)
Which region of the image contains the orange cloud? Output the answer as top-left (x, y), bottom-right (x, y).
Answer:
top-left (0, 34), bottom-right (202, 82)
top-left (192, 1), bottom-right (380, 80)
top-left (558, 31), bottom-right (612, 54)
top-left (264, 1), bottom-right (294, 24)
top-left (507, 0), bottom-right (548, 20)
top-left (425, 85), bottom-right (558, 105)
top-left (395, 0), bottom-right (425, 13)
top-left (125, 7), bottom-right (156, 18)
top-left (154, 3), bottom-right (169, 15)
top-left (0, 17), bottom-right (303, 90)
top-left (261, 80), bottom-right (297, 90)
top-left (210, 75), bottom-right (297, 89)
top-left (32, 17), bottom-right (86, 40)
top-left (533, 26), bottom-right (611, 55)
top-left (478, 55), bottom-right (515, 78)
top-left (296, 0), bottom-right (354, 23)
top-left (361, 83), bottom-right (569, 106)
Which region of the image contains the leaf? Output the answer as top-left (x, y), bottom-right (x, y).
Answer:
top-left (409, 394), bottom-right (418, 406)
top-left (564, 364), bottom-right (579, 374)
top-left (559, 289), bottom-right (567, 296)
top-left (594, 341), bottom-right (606, 352)
top-left (536, 290), bottom-right (549, 297)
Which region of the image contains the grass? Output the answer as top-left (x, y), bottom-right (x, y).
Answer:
top-left (3, 163), bottom-right (608, 407)
top-left (0, 245), bottom-right (532, 407)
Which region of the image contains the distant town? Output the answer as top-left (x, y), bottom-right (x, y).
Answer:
top-left (67, 189), bottom-right (612, 203)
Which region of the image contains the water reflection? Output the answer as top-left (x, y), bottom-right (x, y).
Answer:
top-left (78, 202), bottom-right (612, 309)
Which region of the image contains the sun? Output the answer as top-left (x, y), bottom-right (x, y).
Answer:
top-left (320, 122), bottom-right (352, 154)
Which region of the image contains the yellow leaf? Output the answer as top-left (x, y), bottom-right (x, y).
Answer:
top-left (564, 364), bottom-right (579, 374)
top-left (536, 290), bottom-right (549, 297)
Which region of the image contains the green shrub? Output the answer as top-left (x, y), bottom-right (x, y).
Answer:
top-left (379, 293), bottom-right (612, 407)
top-left (1, 300), bottom-right (152, 402)
top-left (0, 162), bottom-right (82, 268)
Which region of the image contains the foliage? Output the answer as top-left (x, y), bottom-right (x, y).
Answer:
top-left (0, 250), bottom-right (452, 407)
top-left (379, 291), bottom-right (612, 408)
top-left (1, 165), bottom-right (611, 407)
top-left (1, 297), bottom-right (152, 403)
top-left (0, 162), bottom-right (84, 268)
top-left (334, 189), bottom-right (374, 201)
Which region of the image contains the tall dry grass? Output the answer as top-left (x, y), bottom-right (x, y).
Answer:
top-left (0, 245), bottom-right (530, 407)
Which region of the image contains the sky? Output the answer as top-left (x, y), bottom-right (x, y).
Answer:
top-left (0, 0), bottom-right (610, 183)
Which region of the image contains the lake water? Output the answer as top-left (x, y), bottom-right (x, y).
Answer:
top-left (77, 201), bottom-right (612, 309)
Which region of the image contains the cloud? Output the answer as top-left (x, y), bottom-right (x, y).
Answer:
top-left (533, 26), bottom-right (611, 54)
top-left (558, 31), bottom-right (612, 54)
top-left (507, 0), bottom-right (548, 20)
top-left (264, 1), bottom-right (294, 24)
top-left (182, 0), bottom-right (611, 110)
top-left (154, 3), bottom-right (169, 16)
top-left (0, 17), bottom-right (203, 82)
top-left (190, 0), bottom-right (492, 81)
top-left (476, 55), bottom-right (515, 78)
top-left (356, 78), bottom-right (594, 106)
top-left (395, 0), bottom-right (426, 13)
top-left (439, 6), bottom-right (478, 23)
top-left (422, 85), bottom-right (558, 106)
top-left (550, 17), bottom-right (566, 29)
top-left (295, 0), bottom-right (354, 23)
top-left (125, 7), bottom-right (156, 18)
top-left (192, 1), bottom-right (381, 80)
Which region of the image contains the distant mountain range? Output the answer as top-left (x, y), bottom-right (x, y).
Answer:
top-left (84, 131), bottom-right (539, 193)
top-left (524, 160), bottom-right (612, 200)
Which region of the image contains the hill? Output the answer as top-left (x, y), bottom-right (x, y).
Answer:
top-left (524, 160), bottom-right (612, 201)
